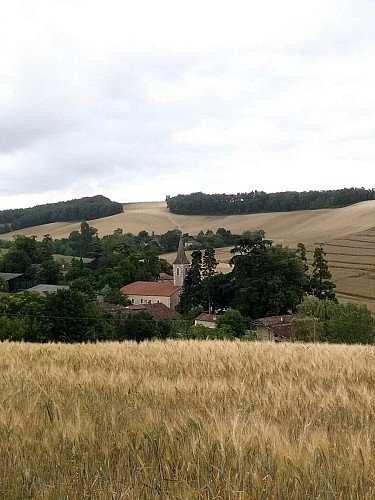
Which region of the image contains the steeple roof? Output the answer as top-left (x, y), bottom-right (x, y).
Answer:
top-left (173, 238), bottom-right (190, 265)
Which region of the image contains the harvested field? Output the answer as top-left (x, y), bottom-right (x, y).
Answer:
top-left (1, 200), bottom-right (374, 312)
top-left (0, 341), bottom-right (374, 499)
top-left (1, 200), bottom-right (375, 246)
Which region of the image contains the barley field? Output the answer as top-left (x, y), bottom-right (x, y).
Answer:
top-left (0, 341), bottom-right (374, 499)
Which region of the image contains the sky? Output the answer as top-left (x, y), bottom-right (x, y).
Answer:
top-left (0, 0), bottom-right (374, 210)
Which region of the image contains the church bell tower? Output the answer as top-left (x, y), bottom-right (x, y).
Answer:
top-left (173, 238), bottom-right (190, 287)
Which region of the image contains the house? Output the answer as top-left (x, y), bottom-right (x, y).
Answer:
top-left (255, 314), bottom-right (298, 342)
top-left (120, 238), bottom-right (190, 309)
top-left (195, 313), bottom-right (217, 329)
top-left (0, 272), bottom-right (24, 292)
top-left (101, 301), bottom-right (181, 320)
top-left (24, 284), bottom-right (70, 295)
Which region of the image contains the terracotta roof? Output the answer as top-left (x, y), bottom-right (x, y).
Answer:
top-left (121, 281), bottom-right (181, 297)
top-left (195, 313), bottom-right (217, 323)
top-left (272, 324), bottom-right (292, 339)
top-left (173, 238), bottom-right (190, 265)
top-left (255, 314), bottom-right (298, 327)
top-left (100, 301), bottom-right (181, 320)
top-left (126, 303), bottom-right (181, 320)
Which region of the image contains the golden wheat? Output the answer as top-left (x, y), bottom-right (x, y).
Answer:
top-left (0, 341), bottom-right (374, 499)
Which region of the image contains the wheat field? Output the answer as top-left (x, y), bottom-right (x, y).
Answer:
top-left (0, 340), bottom-right (374, 499)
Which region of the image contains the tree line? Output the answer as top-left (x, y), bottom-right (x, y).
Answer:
top-left (166, 188), bottom-right (375, 215)
top-left (0, 195), bottom-right (123, 233)
top-left (177, 234), bottom-right (336, 319)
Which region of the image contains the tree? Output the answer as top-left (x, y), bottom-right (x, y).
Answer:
top-left (36, 259), bottom-right (62, 284)
top-left (204, 272), bottom-right (234, 312)
top-left (295, 242), bottom-right (311, 294)
top-left (0, 276), bottom-right (8, 292)
top-left (291, 316), bottom-right (325, 342)
top-left (310, 245), bottom-right (336, 301)
top-left (216, 309), bottom-right (246, 337)
top-left (202, 247), bottom-right (218, 313)
top-left (230, 236), bottom-right (306, 318)
top-left (178, 250), bottom-right (203, 313)
top-left (296, 297), bottom-right (375, 344)
top-left (43, 289), bottom-right (90, 342)
top-left (325, 303), bottom-right (375, 344)
top-left (0, 249), bottom-right (32, 274)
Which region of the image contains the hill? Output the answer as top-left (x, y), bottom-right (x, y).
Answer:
top-left (1, 199), bottom-right (374, 245)
top-left (0, 195), bottom-right (123, 233)
top-left (1, 200), bottom-right (374, 312)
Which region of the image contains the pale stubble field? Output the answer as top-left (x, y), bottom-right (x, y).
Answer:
top-left (2, 200), bottom-right (374, 311)
top-left (0, 341), bottom-right (374, 499)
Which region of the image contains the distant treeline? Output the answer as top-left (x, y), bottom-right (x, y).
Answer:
top-left (0, 195), bottom-right (123, 234)
top-left (166, 188), bottom-right (375, 215)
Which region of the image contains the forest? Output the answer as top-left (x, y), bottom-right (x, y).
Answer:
top-left (166, 187), bottom-right (375, 215)
top-left (0, 195), bottom-right (123, 233)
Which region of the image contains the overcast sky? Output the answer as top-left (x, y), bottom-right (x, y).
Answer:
top-left (0, 0), bottom-right (374, 209)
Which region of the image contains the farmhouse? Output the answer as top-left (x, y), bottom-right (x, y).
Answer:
top-left (195, 313), bottom-right (217, 329)
top-left (120, 238), bottom-right (190, 309)
top-left (255, 314), bottom-right (298, 341)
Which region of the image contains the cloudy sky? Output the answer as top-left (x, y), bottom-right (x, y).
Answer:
top-left (0, 0), bottom-right (374, 209)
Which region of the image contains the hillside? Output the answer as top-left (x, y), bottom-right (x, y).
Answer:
top-left (1, 200), bottom-right (374, 312)
top-left (1, 199), bottom-right (375, 245)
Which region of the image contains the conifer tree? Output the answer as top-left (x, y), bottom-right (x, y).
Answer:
top-left (202, 247), bottom-right (218, 313)
top-left (311, 245), bottom-right (336, 301)
top-left (178, 250), bottom-right (203, 313)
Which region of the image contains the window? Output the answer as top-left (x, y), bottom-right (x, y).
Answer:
top-left (176, 268), bottom-right (180, 276)
top-left (140, 299), bottom-right (143, 304)
top-left (148, 300), bottom-right (151, 304)
top-left (131, 299), bottom-right (134, 304)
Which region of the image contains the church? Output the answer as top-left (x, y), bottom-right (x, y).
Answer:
top-left (120, 238), bottom-right (190, 310)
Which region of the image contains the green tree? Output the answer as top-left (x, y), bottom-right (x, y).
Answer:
top-left (0, 276), bottom-right (8, 292)
top-left (216, 309), bottom-right (246, 337)
top-left (178, 250), bottom-right (203, 313)
top-left (36, 259), bottom-right (62, 284)
top-left (230, 236), bottom-right (306, 318)
top-left (310, 245), bottom-right (336, 301)
top-left (43, 289), bottom-right (90, 342)
top-left (202, 247), bottom-right (218, 313)
top-left (291, 316), bottom-right (325, 342)
top-left (325, 303), bottom-right (375, 344)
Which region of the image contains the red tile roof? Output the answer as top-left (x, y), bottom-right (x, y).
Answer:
top-left (121, 281), bottom-right (181, 297)
top-left (272, 324), bottom-right (292, 339)
top-left (126, 303), bottom-right (181, 320)
top-left (100, 301), bottom-right (181, 320)
top-left (255, 314), bottom-right (298, 327)
top-left (195, 313), bottom-right (217, 323)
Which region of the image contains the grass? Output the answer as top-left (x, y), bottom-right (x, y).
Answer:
top-left (0, 340), bottom-right (374, 499)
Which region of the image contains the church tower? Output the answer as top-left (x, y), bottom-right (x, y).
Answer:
top-left (173, 238), bottom-right (190, 287)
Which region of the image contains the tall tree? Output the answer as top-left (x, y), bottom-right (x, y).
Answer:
top-left (310, 245), bottom-right (336, 301)
top-left (295, 242), bottom-right (311, 294)
top-left (202, 247), bottom-right (218, 313)
top-left (230, 235), bottom-right (306, 318)
top-left (178, 250), bottom-right (203, 313)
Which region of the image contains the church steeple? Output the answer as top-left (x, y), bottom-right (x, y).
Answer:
top-left (173, 238), bottom-right (190, 286)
